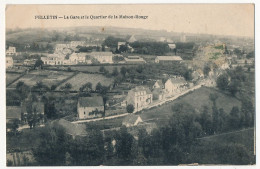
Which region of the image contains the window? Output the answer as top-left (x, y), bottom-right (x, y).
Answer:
top-left (84, 111), bottom-right (86, 115)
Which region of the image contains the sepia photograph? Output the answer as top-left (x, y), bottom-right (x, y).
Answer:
top-left (4, 4), bottom-right (256, 166)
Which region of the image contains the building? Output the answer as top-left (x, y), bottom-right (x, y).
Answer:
top-left (77, 96), bottom-right (104, 119)
top-left (54, 44), bottom-right (70, 53)
top-left (152, 88), bottom-right (166, 100)
top-left (168, 44), bottom-right (176, 49)
top-left (125, 56), bottom-right (146, 64)
top-left (6, 46), bottom-right (16, 55)
top-left (89, 52), bottom-right (113, 64)
top-left (69, 52), bottom-right (87, 64)
top-left (53, 119), bottom-right (88, 139)
top-left (6, 57), bottom-right (13, 68)
top-left (70, 41), bottom-right (86, 48)
top-left (127, 35), bottom-right (137, 43)
top-left (31, 102), bottom-right (45, 115)
top-left (155, 56), bottom-right (182, 63)
top-left (41, 54), bottom-right (65, 65)
top-left (165, 77), bottom-right (188, 95)
top-left (152, 80), bottom-right (164, 89)
top-left (23, 59), bottom-right (37, 66)
top-left (122, 114), bottom-right (143, 127)
top-left (6, 106), bottom-right (22, 123)
top-left (126, 86), bottom-right (153, 111)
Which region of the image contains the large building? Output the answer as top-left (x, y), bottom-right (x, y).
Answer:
top-left (6, 57), bottom-right (13, 68)
top-left (165, 77), bottom-right (188, 96)
top-left (126, 86), bottom-right (153, 112)
top-left (77, 96), bottom-right (104, 119)
top-left (155, 56), bottom-right (182, 63)
top-left (41, 54), bottom-right (66, 65)
top-left (6, 46), bottom-right (16, 55)
top-left (69, 52), bottom-right (87, 64)
top-left (125, 56), bottom-right (146, 64)
top-left (89, 52), bottom-right (113, 64)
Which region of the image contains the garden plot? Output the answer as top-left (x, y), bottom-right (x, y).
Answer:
top-left (6, 73), bottom-right (22, 85)
top-left (59, 72), bottom-right (114, 91)
top-left (11, 70), bottom-right (74, 88)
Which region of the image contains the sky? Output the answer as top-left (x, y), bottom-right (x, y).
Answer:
top-left (5, 4), bottom-right (254, 37)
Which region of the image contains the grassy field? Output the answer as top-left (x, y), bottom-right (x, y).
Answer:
top-left (140, 87), bottom-right (242, 126)
top-left (59, 72), bottom-right (114, 91)
top-left (10, 70), bottom-right (74, 88)
top-left (189, 128), bottom-right (255, 165)
top-left (6, 73), bottom-right (22, 85)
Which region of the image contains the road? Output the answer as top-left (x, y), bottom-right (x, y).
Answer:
top-left (73, 82), bottom-right (206, 124)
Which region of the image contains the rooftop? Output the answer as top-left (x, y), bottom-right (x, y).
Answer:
top-left (54, 119), bottom-right (87, 137)
top-left (78, 96), bottom-right (104, 107)
top-left (122, 114), bottom-right (142, 125)
top-left (156, 56), bottom-right (182, 61)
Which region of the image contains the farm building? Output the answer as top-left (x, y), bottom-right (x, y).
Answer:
top-left (165, 76), bottom-right (188, 96)
top-left (6, 56), bottom-right (13, 68)
top-left (69, 52), bottom-right (87, 64)
top-left (152, 80), bottom-right (164, 89)
top-left (126, 86), bottom-right (153, 111)
top-left (125, 56), bottom-right (146, 64)
top-left (77, 96), bottom-right (104, 119)
top-left (122, 114), bottom-right (143, 127)
top-left (6, 46), bottom-right (16, 55)
top-left (155, 56), bottom-right (182, 63)
top-left (89, 52), bottom-right (113, 64)
top-left (41, 54), bottom-right (66, 65)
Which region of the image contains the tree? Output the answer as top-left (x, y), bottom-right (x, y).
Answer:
top-left (34, 59), bottom-right (44, 69)
top-left (8, 119), bottom-right (20, 136)
top-left (95, 82), bottom-right (103, 92)
top-left (120, 66), bottom-right (127, 77)
top-left (16, 81), bottom-right (30, 101)
top-left (203, 65), bottom-right (211, 77)
top-left (99, 66), bottom-right (106, 73)
top-left (126, 104), bottom-right (134, 113)
top-left (228, 79), bottom-right (240, 96)
top-left (216, 74), bottom-right (229, 91)
top-left (112, 67), bottom-right (119, 76)
top-left (228, 106), bottom-right (241, 130)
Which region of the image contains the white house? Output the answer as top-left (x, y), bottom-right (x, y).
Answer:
top-left (6, 46), bottom-right (16, 55)
top-left (6, 57), bottom-right (13, 68)
top-left (126, 86), bottom-right (153, 111)
top-left (122, 114), bottom-right (143, 127)
top-left (168, 44), bottom-right (176, 49)
top-left (77, 96), bottom-right (104, 119)
top-left (165, 77), bottom-right (188, 95)
top-left (155, 56), bottom-right (182, 63)
top-left (41, 54), bottom-right (66, 65)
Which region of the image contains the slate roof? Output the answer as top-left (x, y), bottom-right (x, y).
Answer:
top-left (156, 56), bottom-right (182, 61)
top-left (6, 106), bottom-right (21, 120)
top-left (54, 119), bottom-right (88, 136)
top-left (78, 96), bottom-right (104, 107)
top-left (154, 80), bottom-right (163, 87)
top-left (122, 114), bottom-right (142, 125)
top-left (168, 77), bottom-right (187, 84)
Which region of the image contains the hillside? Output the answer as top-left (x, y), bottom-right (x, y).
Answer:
top-left (141, 86), bottom-right (242, 124)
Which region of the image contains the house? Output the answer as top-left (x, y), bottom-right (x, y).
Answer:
top-left (126, 86), bottom-right (153, 111)
top-left (70, 41), bottom-right (86, 48)
top-left (32, 102), bottom-right (45, 115)
top-left (152, 88), bottom-right (166, 100)
top-left (155, 56), bottom-right (182, 63)
top-left (54, 44), bottom-right (70, 53)
top-left (168, 44), bottom-right (176, 49)
top-left (127, 35), bottom-right (137, 43)
top-left (69, 52), bottom-right (86, 64)
top-left (125, 56), bottom-right (146, 64)
top-left (53, 119), bottom-right (88, 139)
top-left (152, 80), bottom-right (164, 89)
top-left (77, 96), bottom-right (104, 119)
top-left (89, 52), bottom-right (113, 64)
top-left (6, 46), bottom-right (16, 55)
top-left (6, 57), bottom-right (13, 68)
top-left (122, 114), bottom-right (143, 127)
top-left (165, 76), bottom-right (188, 95)
top-left (24, 59), bottom-right (37, 66)
top-left (6, 106), bottom-right (22, 123)
top-left (41, 54), bottom-right (65, 65)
